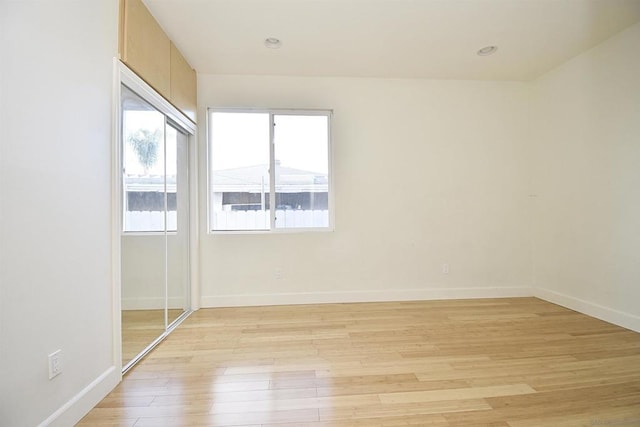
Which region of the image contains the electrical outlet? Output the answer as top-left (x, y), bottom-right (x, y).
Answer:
top-left (442, 263), bottom-right (450, 274)
top-left (48, 350), bottom-right (62, 380)
top-left (274, 268), bottom-right (282, 280)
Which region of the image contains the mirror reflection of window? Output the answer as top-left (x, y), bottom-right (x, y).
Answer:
top-left (122, 85), bottom-right (178, 233)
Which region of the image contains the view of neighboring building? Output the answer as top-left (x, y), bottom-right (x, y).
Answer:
top-left (211, 162), bottom-right (328, 212)
top-left (210, 162), bottom-right (329, 230)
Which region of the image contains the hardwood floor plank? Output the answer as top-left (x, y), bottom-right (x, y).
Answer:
top-left (208, 408), bottom-right (319, 426)
top-left (507, 406), bottom-right (640, 427)
top-left (76, 416), bottom-right (139, 426)
top-left (315, 378), bottom-right (471, 397)
top-left (378, 383), bottom-right (536, 404)
top-left (210, 394), bottom-right (381, 415)
top-left (80, 298), bottom-right (640, 426)
top-left (318, 398), bottom-right (492, 420)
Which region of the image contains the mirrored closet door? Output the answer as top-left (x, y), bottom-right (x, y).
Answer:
top-left (166, 124), bottom-right (190, 327)
top-left (120, 82), bottom-right (192, 372)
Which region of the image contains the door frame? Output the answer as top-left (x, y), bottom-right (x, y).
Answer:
top-left (112, 59), bottom-right (199, 374)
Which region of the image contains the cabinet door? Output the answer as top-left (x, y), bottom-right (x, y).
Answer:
top-left (170, 42), bottom-right (197, 123)
top-left (122, 0), bottom-right (171, 99)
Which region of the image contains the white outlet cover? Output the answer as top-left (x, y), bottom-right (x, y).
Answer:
top-left (48, 350), bottom-right (62, 380)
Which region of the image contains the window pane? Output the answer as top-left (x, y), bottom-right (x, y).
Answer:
top-left (274, 114), bottom-right (329, 229)
top-left (210, 112), bottom-right (270, 231)
top-left (122, 85), bottom-right (166, 232)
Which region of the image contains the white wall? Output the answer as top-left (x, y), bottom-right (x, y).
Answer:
top-left (531, 22), bottom-right (640, 331)
top-left (198, 75), bottom-right (533, 306)
top-left (0, 1), bottom-right (119, 425)
top-left (0, 3), bottom-right (636, 424)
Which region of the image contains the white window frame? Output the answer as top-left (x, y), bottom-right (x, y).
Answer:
top-left (207, 107), bottom-right (334, 234)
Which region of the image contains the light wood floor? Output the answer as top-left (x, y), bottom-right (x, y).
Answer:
top-left (82, 298), bottom-right (640, 426)
top-left (122, 309), bottom-right (185, 366)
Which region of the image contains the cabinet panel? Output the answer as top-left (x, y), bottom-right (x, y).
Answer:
top-left (170, 42), bottom-right (197, 123)
top-left (122, 0), bottom-right (171, 98)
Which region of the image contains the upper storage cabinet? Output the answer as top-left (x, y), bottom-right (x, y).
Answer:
top-left (121, 0), bottom-right (171, 98)
top-left (170, 42), bottom-right (197, 122)
top-left (119, 0), bottom-right (197, 122)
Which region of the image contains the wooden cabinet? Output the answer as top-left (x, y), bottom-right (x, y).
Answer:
top-left (170, 42), bottom-right (197, 122)
top-left (119, 0), bottom-right (197, 122)
top-left (121, 0), bottom-right (171, 99)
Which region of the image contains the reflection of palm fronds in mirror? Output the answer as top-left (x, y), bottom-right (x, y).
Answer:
top-left (128, 129), bottom-right (161, 174)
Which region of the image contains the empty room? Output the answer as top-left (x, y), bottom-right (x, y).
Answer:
top-left (1, 0), bottom-right (640, 426)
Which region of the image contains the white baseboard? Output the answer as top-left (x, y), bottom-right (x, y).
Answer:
top-left (201, 287), bottom-right (640, 333)
top-left (534, 288), bottom-right (640, 333)
top-left (201, 287), bottom-right (534, 308)
top-left (201, 288), bottom-right (640, 333)
top-left (39, 366), bottom-right (120, 427)
top-left (122, 296), bottom-right (188, 310)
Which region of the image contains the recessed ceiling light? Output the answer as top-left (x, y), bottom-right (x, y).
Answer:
top-left (264, 37), bottom-right (282, 49)
top-left (477, 45), bottom-right (498, 56)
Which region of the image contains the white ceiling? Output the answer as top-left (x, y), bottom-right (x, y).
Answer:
top-left (144, 0), bottom-right (640, 81)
